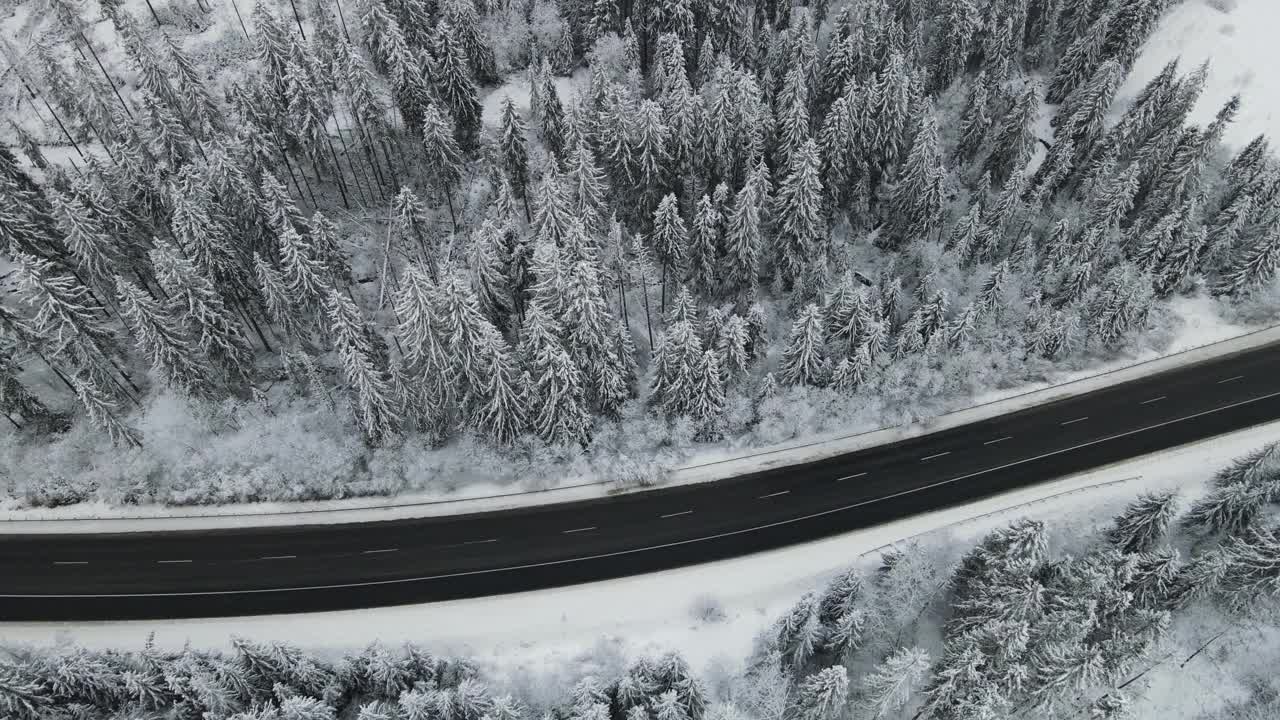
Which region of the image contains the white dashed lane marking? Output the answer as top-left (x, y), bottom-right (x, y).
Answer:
top-left (920, 452), bottom-right (951, 462)
top-left (1141, 396), bottom-right (1166, 405)
top-left (157, 559), bottom-right (192, 564)
top-left (836, 472), bottom-right (867, 481)
top-left (259, 555), bottom-right (297, 560)
top-left (660, 511), bottom-right (693, 518)
top-left (361, 549), bottom-right (398, 555)
top-left (758, 490), bottom-right (791, 499)
top-left (1218, 375), bottom-right (1245, 384)
top-left (1061, 417), bottom-right (1089, 426)
top-left (53, 561), bottom-right (88, 566)
top-left (984, 436), bottom-right (1013, 445)
top-left (562, 527), bottom-right (597, 534)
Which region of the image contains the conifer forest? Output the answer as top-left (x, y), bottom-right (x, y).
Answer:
top-left (2, 0), bottom-right (1279, 507)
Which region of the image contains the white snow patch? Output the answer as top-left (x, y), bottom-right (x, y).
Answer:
top-left (6, 419), bottom-right (1279, 674)
top-left (480, 68), bottom-right (591, 128)
top-left (1124, 0), bottom-right (1280, 150)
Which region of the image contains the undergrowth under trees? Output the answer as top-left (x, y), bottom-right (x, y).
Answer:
top-left (2, 0), bottom-right (1280, 506)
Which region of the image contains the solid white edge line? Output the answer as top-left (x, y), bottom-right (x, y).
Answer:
top-left (660, 511), bottom-right (693, 518)
top-left (836, 472), bottom-right (868, 481)
top-left (758, 490), bottom-right (791, 499)
top-left (983, 436), bottom-right (1013, 445)
top-left (1218, 375), bottom-right (1245, 384)
top-left (562, 527), bottom-right (597, 534)
top-left (920, 451), bottom-right (951, 461)
top-left (1061, 417), bottom-right (1089, 426)
top-left (1140, 396), bottom-right (1166, 405)
top-left (13, 389), bottom-right (1280, 599)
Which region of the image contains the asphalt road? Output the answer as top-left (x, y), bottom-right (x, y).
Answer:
top-left (4, 343), bottom-right (1280, 621)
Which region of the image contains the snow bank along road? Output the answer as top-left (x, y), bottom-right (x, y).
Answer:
top-left (5, 343), bottom-right (1280, 621)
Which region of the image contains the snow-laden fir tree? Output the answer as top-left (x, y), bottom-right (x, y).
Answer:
top-left (724, 163), bottom-right (769, 293)
top-left (150, 240), bottom-right (252, 380)
top-left (773, 140), bottom-right (825, 288)
top-left (520, 304), bottom-right (592, 447)
top-left (651, 194), bottom-right (688, 299)
top-left (498, 98), bottom-right (531, 203)
top-left (778, 304), bottom-right (828, 387)
top-left (857, 646), bottom-right (931, 720)
top-left (116, 276), bottom-right (212, 396)
top-left (1047, 9), bottom-right (1112, 103)
top-left (887, 111), bottom-right (945, 246)
top-left (420, 105), bottom-right (465, 229)
top-left (983, 85), bottom-right (1038, 182)
top-left (563, 258), bottom-right (630, 417)
top-left (47, 189), bottom-right (123, 295)
top-left (565, 140), bottom-right (610, 234)
top-left (1108, 491), bottom-right (1180, 553)
top-left (279, 225), bottom-right (334, 308)
top-left (1183, 481), bottom-right (1274, 536)
top-left (688, 194), bottom-right (722, 297)
top-left (648, 318), bottom-right (704, 418)
top-left (72, 372), bottom-right (142, 448)
top-left (689, 349), bottom-right (726, 439)
top-left (791, 666), bottom-right (848, 720)
top-left (254, 252), bottom-right (308, 339)
top-left (324, 288), bottom-right (399, 446)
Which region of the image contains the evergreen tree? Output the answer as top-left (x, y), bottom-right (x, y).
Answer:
top-left (688, 195), bottom-right (722, 297)
top-left (648, 319), bottom-right (704, 417)
top-left (983, 85), bottom-right (1038, 182)
top-left (13, 254), bottom-right (118, 369)
top-left (279, 225), bottom-right (334, 308)
top-left (652, 194), bottom-right (689, 299)
top-left (887, 112), bottom-right (945, 246)
top-left (563, 258), bottom-right (629, 417)
top-left (1108, 491), bottom-right (1180, 553)
top-left (116, 276), bottom-right (212, 395)
top-left (521, 305), bottom-right (592, 447)
top-left (538, 74), bottom-right (567, 161)
top-left (1047, 10), bottom-right (1112, 103)
top-left (955, 71), bottom-right (992, 161)
top-left (325, 288), bottom-right (399, 446)
top-left (393, 263), bottom-right (455, 436)
top-left (432, 22), bottom-right (483, 149)
top-left (858, 647), bottom-right (931, 720)
top-left (778, 304), bottom-right (828, 387)
top-left (72, 372), bottom-right (142, 448)
top-left (565, 141), bottom-right (610, 233)
top-left (1217, 220), bottom-right (1280, 295)
top-left (420, 105), bottom-right (465, 228)
top-left (689, 349), bottom-right (726, 439)
top-left (773, 140), bottom-right (826, 287)
top-left (47, 189), bottom-right (123, 294)
top-left (254, 252), bottom-right (308, 339)
top-left (724, 165), bottom-right (768, 293)
top-left (631, 100), bottom-right (670, 201)
top-left (774, 65), bottom-right (811, 171)
top-left (151, 240), bottom-right (252, 380)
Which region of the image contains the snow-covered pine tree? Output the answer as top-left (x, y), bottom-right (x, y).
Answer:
top-left (72, 372), bottom-right (142, 448)
top-left (724, 165), bottom-right (768, 294)
top-left (791, 666), bottom-right (849, 720)
top-left (778, 304), bottom-right (828, 387)
top-left (648, 318), bottom-right (704, 417)
top-left (954, 71), bottom-right (992, 161)
top-left (566, 140), bottom-right (610, 234)
top-left (420, 105), bottom-right (465, 229)
top-left (774, 65), bottom-right (811, 172)
top-left (116, 276), bottom-right (212, 395)
top-left (1047, 9), bottom-right (1112, 103)
top-left (520, 305), bottom-right (592, 447)
top-left (254, 252), bottom-right (308, 339)
top-left (440, 0), bottom-right (497, 84)
top-left (1216, 219), bottom-right (1280, 296)
top-left (324, 288), bottom-right (399, 446)
top-left (631, 99), bottom-right (669, 203)
top-left (887, 111), bottom-right (944, 247)
top-left (689, 349), bottom-right (726, 439)
top-left (430, 23), bottom-right (482, 150)
top-left (688, 194), bottom-right (722, 297)
top-left (773, 140), bottom-right (825, 288)
top-left (651, 194), bottom-right (688, 304)
top-left (279, 225), bottom-right (335, 308)
top-left (1183, 482), bottom-right (1273, 536)
top-left (563, 258), bottom-right (630, 417)
top-left (857, 647), bottom-right (931, 720)
top-left (538, 72), bottom-right (567, 161)
top-left (1108, 491), bottom-right (1180, 553)
top-left (983, 85), bottom-right (1038, 183)
top-left (47, 189), bottom-right (124, 295)
top-left (151, 240), bottom-right (252, 380)
top-left (932, 0), bottom-right (980, 92)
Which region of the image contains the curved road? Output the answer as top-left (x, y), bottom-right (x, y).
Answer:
top-left (4, 344), bottom-right (1280, 621)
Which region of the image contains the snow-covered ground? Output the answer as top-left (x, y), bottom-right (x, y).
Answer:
top-left (7, 419), bottom-right (1278, 680)
top-left (1122, 0), bottom-right (1279, 152)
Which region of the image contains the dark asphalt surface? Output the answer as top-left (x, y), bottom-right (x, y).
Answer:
top-left (3, 343), bottom-right (1280, 621)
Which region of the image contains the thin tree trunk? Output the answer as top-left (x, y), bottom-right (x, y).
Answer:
top-left (230, 0), bottom-right (252, 40)
top-left (333, 0), bottom-right (352, 41)
top-left (324, 138), bottom-right (352, 209)
top-left (143, 0), bottom-right (162, 27)
top-left (640, 276), bottom-right (654, 349)
top-left (80, 33), bottom-right (133, 119)
top-left (2, 411), bottom-right (21, 430)
top-left (286, 0), bottom-right (307, 39)
top-left (444, 190), bottom-right (458, 233)
top-left (330, 115), bottom-right (372, 206)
